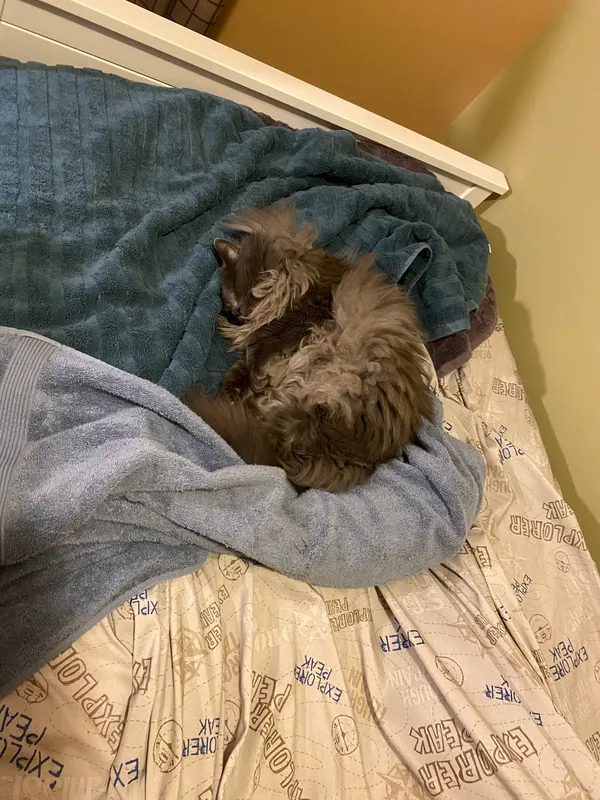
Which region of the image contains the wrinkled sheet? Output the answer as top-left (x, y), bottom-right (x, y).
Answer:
top-left (2, 323), bottom-right (600, 800)
top-left (0, 327), bottom-right (483, 697)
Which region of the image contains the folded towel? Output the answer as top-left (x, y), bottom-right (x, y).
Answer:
top-left (254, 109), bottom-right (435, 175)
top-left (427, 277), bottom-right (499, 378)
top-left (0, 58), bottom-right (489, 399)
top-left (0, 327), bottom-right (485, 698)
top-left (254, 111), bottom-right (499, 379)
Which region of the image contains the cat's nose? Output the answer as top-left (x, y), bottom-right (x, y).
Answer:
top-left (222, 305), bottom-right (240, 325)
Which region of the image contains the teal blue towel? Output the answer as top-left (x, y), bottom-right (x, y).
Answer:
top-left (0, 59), bottom-right (489, 397)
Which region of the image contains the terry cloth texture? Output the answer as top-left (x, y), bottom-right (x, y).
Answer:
top-left (0, 58), bottom-right (489, 398)
top-left (255, 110), bottom-right (499, 379)
top-left (0, 327), bottom-right (485, 698)
top-left (426, 277), bottom-right (499, 378)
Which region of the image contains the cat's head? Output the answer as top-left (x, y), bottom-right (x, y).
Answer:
top-left (213, 236), bottom-right (263, 322)
top-left (214, 203), bottom-right (318, 326)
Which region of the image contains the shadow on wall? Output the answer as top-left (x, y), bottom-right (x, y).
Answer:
top-left (481, 214), bottom-right (600, 560)
top-left (444, 4), bottom-right (568, 161)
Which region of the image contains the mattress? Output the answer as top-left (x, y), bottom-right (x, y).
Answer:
top-left (2, 323), bottom-right (600, 800)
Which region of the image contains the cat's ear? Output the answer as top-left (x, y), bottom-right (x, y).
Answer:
top-left (214, 238), bottom-right (240, 268)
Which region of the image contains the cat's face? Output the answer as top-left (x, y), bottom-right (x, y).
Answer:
top-left (214, 230), bottom-right (288, 322)
top-left (214, 238), bottom-right (258, 322)
top-left (214, 205), bottom-right (319, 329)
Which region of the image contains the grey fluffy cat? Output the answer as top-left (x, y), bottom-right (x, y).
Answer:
top-left (185, 204), bottom-right (432, 492)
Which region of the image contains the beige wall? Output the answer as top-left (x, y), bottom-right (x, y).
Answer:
top-left (446, 0), bottom-right (600, 563)
top-left (216, 0), bottom-right (566, 140)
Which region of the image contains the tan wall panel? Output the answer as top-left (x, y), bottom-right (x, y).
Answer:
top-left (216, 0), bottom-right (567, 138)
top-left (446, 0), bottom-right (600, 563)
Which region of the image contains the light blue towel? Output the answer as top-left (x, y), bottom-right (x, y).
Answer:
top-left (0, 328), bottom-right (484, 698)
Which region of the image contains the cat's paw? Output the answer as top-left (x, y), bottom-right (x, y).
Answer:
top-left (221, 360), bottom-right (251, 396)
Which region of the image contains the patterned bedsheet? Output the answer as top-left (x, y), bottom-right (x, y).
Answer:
top-left (2, 323), bottom-right (600, 800)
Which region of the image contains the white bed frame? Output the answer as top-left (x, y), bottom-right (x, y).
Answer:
top-left (0, 0), bottom-right (509, 207)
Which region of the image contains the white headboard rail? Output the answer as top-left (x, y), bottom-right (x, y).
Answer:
top-left (0, 0), bottom-right (509, 206)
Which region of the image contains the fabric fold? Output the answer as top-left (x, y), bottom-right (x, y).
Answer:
top-left (0, 58), bottom-right (489, 398)
top-left (0, 327), bottom-right (484, 698)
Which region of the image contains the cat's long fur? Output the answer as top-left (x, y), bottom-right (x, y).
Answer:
top-left (185, 204), bottom-right (433, 492)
